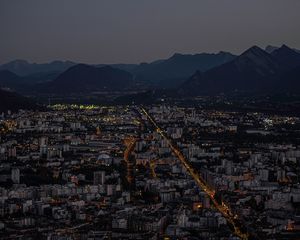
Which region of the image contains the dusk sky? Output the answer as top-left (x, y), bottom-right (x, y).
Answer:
top-left (1, 0), bottom-right (300, 64)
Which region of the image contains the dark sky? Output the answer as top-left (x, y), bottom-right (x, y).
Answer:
top-left (1, 0), bottom-right (300, 64)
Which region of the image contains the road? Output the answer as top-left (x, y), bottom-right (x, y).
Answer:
top-left (140, 107), bottom-right (249, 240)
top-left (124, 136), bottom-right (137, 185)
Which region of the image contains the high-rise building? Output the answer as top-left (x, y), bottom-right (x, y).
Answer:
top-left (11, 168), bottom-right (20, 184)
top-left (39, 137), bottom-right (48, 147)
top-left (93, 171), bottom-right (105, 185)
top-left (8, 147), bottom-right (17, 158)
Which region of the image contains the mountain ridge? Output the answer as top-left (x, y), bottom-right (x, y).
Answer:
top-left (180, 45), bottom-right (300, 95)
top-left (41, 64), bottom-right (136, 93)
top-left (0, 60), bottom-right (76, 76)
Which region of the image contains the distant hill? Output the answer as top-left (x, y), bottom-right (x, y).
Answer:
top-left (0, 70), bottom-right (29, 93)
top-left (131, 52), bottom-right (236, 87)
top-left (0, 70), bottom-right (20, 87)
top-left (0, 70), bottom-right (59, 93)
top-left (0, 88), bottom-right (38, 112)
top-left (42, 64), bottom-right (136, 93)
top-left (0, 60), bottom-right (76, 76)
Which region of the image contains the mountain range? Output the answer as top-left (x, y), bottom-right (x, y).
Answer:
top-left (1, 44), bottom-right (300, 110)
top-left (0, 51), bottom-right (236, 92)
top-left (130, 51), bottom-right (236, 87)
top-left (181, 45), bottom-right (300, 95)
top-left (265, 45), bottom-right (300, 54)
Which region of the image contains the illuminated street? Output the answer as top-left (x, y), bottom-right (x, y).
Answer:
top-left (141, 107), bottom-right (250, 240)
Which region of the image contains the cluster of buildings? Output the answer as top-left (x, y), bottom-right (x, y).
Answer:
top-left (0, 104), bottom-right (299, 239)
top-left (148, 105), bottom-right (300, 239)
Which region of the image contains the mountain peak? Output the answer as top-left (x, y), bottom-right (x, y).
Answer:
top-left (267, 44), bottom-right (300, 55)
top-left (271, 44), bottom-right (300, 70)
top-left (170, 53), bottom-right (184, 59)
top-left (272, 44), bottom-right (300, 58)
top-left (275, 44), bottom-right (297, 54)
top-left (241, 46), bottom-right (266, 56)
top-left (238, 46), bottom-right (273, 65)
top-left (265, 45), bottom-right (279, 53)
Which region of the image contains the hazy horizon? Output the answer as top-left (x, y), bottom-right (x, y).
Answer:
top-left (0, 43), bottom-right (297, 66)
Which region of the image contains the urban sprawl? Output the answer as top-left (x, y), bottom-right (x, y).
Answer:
top-left (0, 104), bottom-right (300, 239)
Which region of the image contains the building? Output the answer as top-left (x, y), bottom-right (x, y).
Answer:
top-left (93, 171), bottom-right (105, 185)
top-left (11, 168), bottom-right (20, 184)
